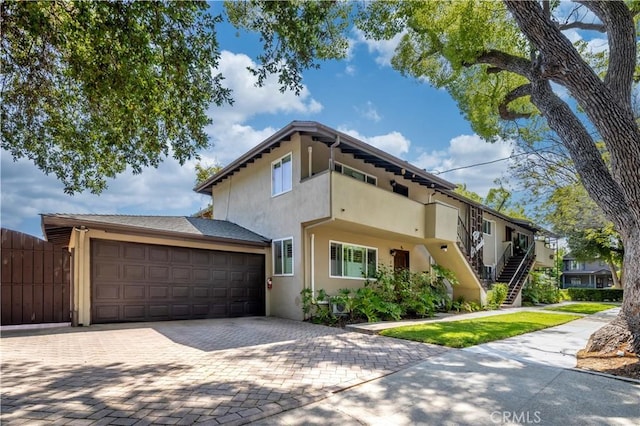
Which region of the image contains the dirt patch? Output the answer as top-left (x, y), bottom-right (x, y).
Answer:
top-left (576, 345), bottom-right (640, 381)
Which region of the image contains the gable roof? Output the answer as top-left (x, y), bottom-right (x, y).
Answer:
top-left (194, 120), bottom-right (457, 195)
top-left (41, 214), bottom-right (270, 247)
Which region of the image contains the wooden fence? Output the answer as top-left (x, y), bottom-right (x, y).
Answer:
top-left (1, 228), bottom-right (71, 325)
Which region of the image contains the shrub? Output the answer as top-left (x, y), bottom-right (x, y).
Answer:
top-left (567, 288), bottom-right (623, 302)
top-left (522, 272), bottom-right (562, 304)
top-left (301, 265), bottom-right (456, 325)
top-left (486, 283), bottom-right (508, 309)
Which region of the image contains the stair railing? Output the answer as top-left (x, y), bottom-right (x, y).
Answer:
top-left (506, 241), bottom-right (536, 297)
top-left (457, 217), bottom-right (470, 257)
top-left (495, 242), bottom-right (513, 280)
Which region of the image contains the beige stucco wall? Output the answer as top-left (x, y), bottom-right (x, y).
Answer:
top-left (304, 224), bottom-right (432, 296)
top-left (67, 228), bottom-right (267, 326)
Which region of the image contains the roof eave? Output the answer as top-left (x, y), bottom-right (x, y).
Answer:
top-left (40, 215), bottom-right (270, 248)
top-left (194, 120), bottom-right (456, 194)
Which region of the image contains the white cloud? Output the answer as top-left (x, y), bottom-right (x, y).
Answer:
top-left (210, 50), bottom-right (323, 125)
top-left (413, 134), bottom-right (514, 197)
top-left (338, 127), bottom-right (411, 158)
top-left (1, 151), bottom-right (206, 238)
top-left (355, 101), bottom-right (382, 122)
top-left (204, 50), bottom-right (324, 165)
top-left (344, 64), bottom-right (356, 76)
top-left (352, 29), bottom-right (403, 67)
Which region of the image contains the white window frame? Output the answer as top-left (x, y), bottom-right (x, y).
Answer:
top-left (482, 219), bottom-right (493, 235)
top-left (271, 152), bottom-right (293, 197)
top-left (329, 240), bottom-right (377, 280)
top-left (273, 237), bottom-right (294, 276)
top-left (334, 161), bottom-right (377, 186)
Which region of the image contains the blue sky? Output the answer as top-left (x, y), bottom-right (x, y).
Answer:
top-left (0, 3), bottom-right (607, 239)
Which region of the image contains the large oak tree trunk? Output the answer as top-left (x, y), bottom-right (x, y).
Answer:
top-left (585, 227), bottom-right (640, 353)
top-left (504, 0), bottom-right (640, 355)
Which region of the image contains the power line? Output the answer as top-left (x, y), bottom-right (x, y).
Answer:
top-left (430, 149), bottom-right (548, 175)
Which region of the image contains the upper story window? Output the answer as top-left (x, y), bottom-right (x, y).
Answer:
top-left (482, 219), bottom-right (492, 235)
top-left (330, 241), bottom-right (377, 279)
top-left (334, 162), bottom-right (377, 186)
top-left (273, 237), bottom-right (293, 276)
top-left (272, 153), bottom-right (292, 196)
top-left (568, 260), bottom-right (583, 271)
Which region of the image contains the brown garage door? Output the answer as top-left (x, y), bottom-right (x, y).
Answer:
top-left (91, 239), bottom-right (265, 323)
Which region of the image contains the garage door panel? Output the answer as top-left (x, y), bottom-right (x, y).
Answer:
top-left (149, 305), bottom-right (169, 318)
top-left (193, 287), bottom-right (209, 298)
top-left (94, 263), bottom-right (120, 280)
top-left (149, 266), bottom-right (169, 281)
top-left (192, 252), bottom-right (210, 265)
top-left (123, 264), bottom-right (145, 280)
top-left (95, 285), bottom-right (120, 300)
top-left (192, 304), bottom-right (209, 316)
top-left (123, 245), bottom-right (146, 260)
top-left (95, 305), bottom-right (119, 322)
top-left (213, 270), bottom-right (227, 280)
top-left (149, 247), bottom-right (169, 262)
top-left (172, 286), bottom-right (189, 298)
top-left (171, 249), bottom-right (190, 264)
top-left (193, 269), bottom-right (210, 281)
top-left (91, 239), bottom-right (265, 323)
top-left (172, 268), bottom-right (191, 281)
top-left (172, 305), bottom-right (190, 317)
top-left (123, 285), bottom-right (145, 299)
top-left (94, 241), bottom-right (121, 258)
top-left (149, 286), bottom-right (169, 298)
top-left (214, 288), bottom-right (229, 298)
top-left (123, 305), bottom-right (145, 320)
top-left (212, 253), bottom-right (228, 265)
top-left (210, 304), bottom-right (228, 316)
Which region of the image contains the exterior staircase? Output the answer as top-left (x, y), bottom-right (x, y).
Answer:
top-left (497, 243), bottom-right (536, 305)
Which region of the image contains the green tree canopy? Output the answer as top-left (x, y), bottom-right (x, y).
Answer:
top-left (1, 1), bottom-right (233, 194)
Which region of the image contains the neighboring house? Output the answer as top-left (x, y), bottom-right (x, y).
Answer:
top-left (195, 121), bottom-right (555, 320)
top-left (561, 254), bottom-right (615, 289)
top-left (41, 121), bottom-right (556, 325)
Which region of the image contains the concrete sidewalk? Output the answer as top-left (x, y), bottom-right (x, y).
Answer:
top-left (253, 307), bottom-right (640, 425)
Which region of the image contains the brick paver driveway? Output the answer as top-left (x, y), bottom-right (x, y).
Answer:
top-left (1, 317), bottom-right (447, 425)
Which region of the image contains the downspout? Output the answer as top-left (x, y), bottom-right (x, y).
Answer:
top-left (311, 233), bottom-right (315, 296)
top-left (73, 226), bottom-right (89, 326)
top-left (330, 135), bottom-right (340, 171)
top-left (308, 146), bottom-right (313, 178)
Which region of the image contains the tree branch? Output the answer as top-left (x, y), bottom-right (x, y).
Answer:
top-left (499, 84), bottom-right (532, 120)
top-left (528, 77), bottom-right (633, 234)
top-left (577, 0), bottom-right (636, 103)
top-left (470, 49), bottom-right (533, 79)
top-left (557, 21), bottom-right (606, 32)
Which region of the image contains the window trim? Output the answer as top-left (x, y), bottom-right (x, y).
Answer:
top-left (271, 152), bottom-right (293, 197)
top-left (272, 237), bottom-right (294, 276)
top-left (334, 161), bottom-right (377, 186)
top-left (482, 219), bottom-right (494, 235)
top-left (329, 240), bottom-right (378, 280)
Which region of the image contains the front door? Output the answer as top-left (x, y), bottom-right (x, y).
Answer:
top-left (393, 250), bottom-right (410, 271)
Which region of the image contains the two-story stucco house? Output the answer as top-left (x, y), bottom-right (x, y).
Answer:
top-left (195, 121), bottom-right (555, 320)
top-left (41, 121), bottom-right (555, 325)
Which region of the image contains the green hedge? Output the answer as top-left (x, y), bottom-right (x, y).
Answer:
top-left (567, 288), bottom-right (623, 302)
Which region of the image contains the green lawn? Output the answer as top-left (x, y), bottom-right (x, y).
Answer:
top-left (379, 312), bottom-right (581, 348)
top-left (544, 303), bottom-right (618, 315)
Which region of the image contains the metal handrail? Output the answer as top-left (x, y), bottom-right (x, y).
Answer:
top-left (495, 242), bottom-right (513, 279)
top-left (507, 241), bottom-right (535, 292)
top-left (457, 216), bottom-right (470, 257)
